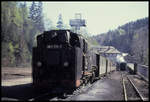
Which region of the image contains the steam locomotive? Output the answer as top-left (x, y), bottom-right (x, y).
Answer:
top-left (32, 30), bottom-right (116, 93)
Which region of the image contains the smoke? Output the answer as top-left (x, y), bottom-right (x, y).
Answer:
top-left (116, 54), bottom-right (126, 63)
top-left (122, 53), bottom-right (128, 57)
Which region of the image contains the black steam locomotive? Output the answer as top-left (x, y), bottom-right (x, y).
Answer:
top-left (32, 30), bottom-right (116, 93)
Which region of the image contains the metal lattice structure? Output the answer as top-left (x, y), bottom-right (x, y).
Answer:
top-left (69, 13), bottom-right (86, 33)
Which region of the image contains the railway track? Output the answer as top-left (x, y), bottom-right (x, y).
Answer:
top-left (28, 92), bottom-right (71, 101)
top-left (27, 83), bottom-right (90, 101)
top-left (121, 71), bottom-right (147, 101)
top-left (128, 75), bottom-right (149, 101)
top-left (28, 92), bottom-right (55, 101)
top-left (27, 78), bottom-right (100, 101)
top-left (28, 89), bottom-right (75, 101)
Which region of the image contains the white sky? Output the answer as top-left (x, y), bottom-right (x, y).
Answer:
top-left (41, 2), bottom-right (148, 36)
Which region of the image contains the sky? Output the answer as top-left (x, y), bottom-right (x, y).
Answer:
top-left (42, 2), bottom-right (148, 36)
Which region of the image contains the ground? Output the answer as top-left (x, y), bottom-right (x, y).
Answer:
top-left (1, 67), bottom-right (34, 101)
top-left (2, 67), bottom-right (31, 80)
top-left (1, 67), bottom-right (148, 101)
top-left (1, 67), bottom-right (32, 86)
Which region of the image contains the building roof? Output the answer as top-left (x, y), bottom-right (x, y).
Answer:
top-left (97, 46), bottom-right (121, 54)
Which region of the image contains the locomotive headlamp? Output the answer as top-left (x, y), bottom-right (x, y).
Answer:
top-left (37, 61), bottom-right (42, 67)
top-left (47, 45), bottom-right (51, 48)
top-left (64, 62), bottom-right (69, 67)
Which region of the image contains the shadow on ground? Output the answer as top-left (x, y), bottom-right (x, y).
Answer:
top-left (2, 83), bottom-right (66, 101)
top-left (1, 83), bottom-right (37, 101)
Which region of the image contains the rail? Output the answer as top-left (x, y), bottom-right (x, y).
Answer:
top-left (121, 72), bottom-right (127, 101)
top-left (127, 76), bottom-right (145, 101)
top-left (121, 72), bottom-right (143, 101)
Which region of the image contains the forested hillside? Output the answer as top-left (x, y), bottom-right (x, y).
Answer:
top-left (1, 2), bottom-right (148, 67)
top-left (1, 2), bottom-right (45, 67)
top-left (93, 17), bottom-right (149, 65)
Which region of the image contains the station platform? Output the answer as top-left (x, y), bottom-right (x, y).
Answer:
top-left (66, 71), bottom-right (124, 101)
